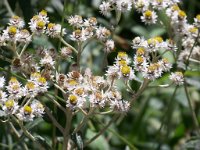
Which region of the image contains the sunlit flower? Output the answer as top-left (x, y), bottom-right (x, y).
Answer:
top-left (17, 105), bottom-right (35, 122)
top-left (141, 10), bottom-right (158, 24)
top-left (9, 15), bottom-right (25, 29)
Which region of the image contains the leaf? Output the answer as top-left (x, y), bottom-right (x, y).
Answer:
top-left (86, 129), bottom-right (110, 150)
top-left (149, 28), bottom-right (166, 37)
top-left (131, 26), bottom-right (148, 38)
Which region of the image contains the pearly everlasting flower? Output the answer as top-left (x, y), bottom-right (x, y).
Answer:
top-left (119, 65), bottom-right (135, 80)
top-left (46, 23), bottom-right (66, 38)
top-left (96, 27), bottom-right (111, 40)
top-left (106, 65), bottom-right (120, 79)
top-left (151, 0), bottom-right (168, 10)
top-left (169, 72), bottom-right (184, 85)
top-left (134, 0), bottom-right (149, 13)
top-left (2, 26), bottom-right (18, 42)
top-left (110, 99), bottom-right (130, 112)
top-left (90, 91), bottom-right (106, 108)
top-left (134, 56), bottom-right (148, 72)
top-left (99, 1), bottom-right (112, 15)
top-left (82, 27), bottom-right (94, 39)
top-left (158, 58), bottom-right (172, 72)
top-left (66, 94), bottom-right (85, 110)
top-left (60, 47), bottom-right (73, 58)
top-left (2, 99), bottom-right (19, 115)
top-left (194, 14), bottom-right (200, 28)
top-left (29, 20), bottom-right (46, 34)
top-left (116, 0), bottom-right (132, 12)
top-left (143, 63), bottom-right (163, 80)
top-left (70, 29), bottom-right (86, 41)
top-left (17, 29), bottom-right (31, 43)
top-left (104, 39), bottom-right (115, 53)
top-left (40, 53), bottom-right (55, 67)
top-left (17, 105), bottom-right (35, 122)
top-left (6, 77), bottom-right (25, 99)
top-left (31, 100), bottom-right (45, 117)
top-left (24, 81), bottom-right (39, 98)
top-left (141, 10), bottom-right (158, 25)
top-left (0, 77), bottom-right (5, 89)
top-left (84, 17), bottom-right (98, 27)
top-left (68, 15), bottom-right (83, 27)
top-left (9, 15), bottom-right (25, 29)
top-left (0, 90), bottom-right (7, 103)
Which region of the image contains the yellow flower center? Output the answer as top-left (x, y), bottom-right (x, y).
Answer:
top-left (39, 10), bottom-right (47, 16)
top-left (31, 72), bottom-right (41, 79)
top-left (89, 17), bottom-right (97, 24)
top-left (172, 5), bottom-right (180, 11)
top-left (121, 66), bottom-right (130, 75)
top-left (148, 64), bottom-right (158, 72)
top-left (196, 14), bottom-right (200, 21)
top-left (37, 21), bottom-right (45, 28)
top-left (75, 88), bottom-right (84, 95)
top-left (26, 82), bottom-right (35, 90)
top-left (189, 27), bottom-right (198, 33)
top-left (136, 47), bottom-right (145, 55)
top-left (5, 100), bottom-right (14, 108)
top-left (12, 15), bottom-right (20, 20)
top-left (37, 77), bottom-right (46, 84)
top-left (178, 10), bottom-right (186, 19)
top-left (118, 60), bottom-right (127, 66)
top-left (24, 105), bottom-right (32, 114)
top-left (12, 84), bottom-right (20, 91)
top-left (144, 10), bottom-right (152, 18)
top-left (68, 79), bottom-right (78, 86)
top-left (48, 23), bottom-right (55, 29)
top-left (162, 58), bottom-right (169, 63)
top-left (69, 95), bottom-right (77, 105)
top-left (32, 15), bottom-right (40, 21)
top-left (147, 38), bottom-right (156, 46)
top-left (136, 56), bottom-right (144, 63)
top-left (8, 26), bottom-right (17, 35)
top-left (9, 77), bottom-right (18, 84)
top-left (118, 52), bottom-right (127, 59)
top-left (154, 36), bottom-right (163, 43)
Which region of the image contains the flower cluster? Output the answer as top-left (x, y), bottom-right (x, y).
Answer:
top-left (0, 73), bottom-right (47, 121)
top-left (68, 15), bottom-right (114, 53)
top-left (99, 0), bottom-right (181, 25)
top-left (56, 69), bottom-right (130, 112)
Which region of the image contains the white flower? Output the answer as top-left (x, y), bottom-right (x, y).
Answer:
top-left (110, 99), bottom-right (130, 112)
top-left (96, 27), bottom-right (111, 40)
top-left (31, 100), bottom-right (45, 117)
top-left (116, 0), bottom-right (132, 12)
top-left (134, 0), bottom-right (149, 12)
top-left (104, 39), bottom-right (115, 53)
top-left (99, 1), bottom-right (112, 15)
top-left (70, 29), bottom-right (87, 41)
top-left (9, 15), bottom-right (25, 29)
top-left (46, 23), bottom-right (66, 38)
top-left (169, 72), bottom-right (184, 85)
top-left (141, 10), bottom-right (158, 25)
top-left (68, 15), bottom-right (83, 27)
top-left (17, 29), bottom-right (31, 43)
top-left (119, 65), bottom-right (135, 80)
top-left (0, 76), bottom-right (5, 89)
top-left (17, 105), bottom-right (35, 122)
top-left (2, 99), bottom-right (19, 115)
top-left (151, 0), bottom-right (168, 10)
top-left (40, 53), bottom-right (55, 67)
top-left (66, 94), bottom-right (86, 110)
top-left (0, 90), bottom-right (7, 103)
top-left (89, 91), bottom-right (106, 108)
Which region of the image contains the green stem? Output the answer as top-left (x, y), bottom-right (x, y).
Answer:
top-left (184, 80), bottom-right (200, 135)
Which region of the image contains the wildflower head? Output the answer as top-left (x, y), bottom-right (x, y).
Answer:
top-left (144, 10), bottom-right (153, 19)
top-left (69, 95), bottom-right (78, 105)
top-left (136, 47), bottom-right (145, 56)
top-left (24, 105), bottom-right (32, 114)
top-left (5, 99), bottom-right (14, 109)
top-left (8, 26), bottom-right (17, 35)
top-left (121, 66), bottom-right (131, 75)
